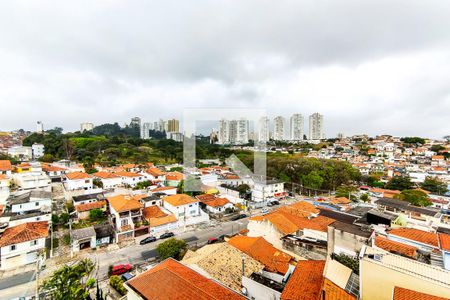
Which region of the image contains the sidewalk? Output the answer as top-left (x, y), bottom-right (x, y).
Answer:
top-left (0, 264), bottom-right (35, 280)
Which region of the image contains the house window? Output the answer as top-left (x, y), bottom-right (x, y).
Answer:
top-left (30, 240), bottom-right (38, 246)
top-left (10, 245), bottom-right (16, 251)
top-left (35, 202), bottom-right (39, 206)
top-left (189, 205), bottom-right (193, 207)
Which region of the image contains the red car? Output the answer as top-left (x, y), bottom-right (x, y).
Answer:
top-left (111, 264), bottom-right (132, 276)
top-left (207, 237), bottom-right (219, 244)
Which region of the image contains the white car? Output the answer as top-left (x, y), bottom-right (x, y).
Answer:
top-left (261, 208), bottom-right (270, 214)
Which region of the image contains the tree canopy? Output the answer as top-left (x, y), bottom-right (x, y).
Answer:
top-left (385, 176), bottom-right (413, 191)
top-left (394, 189), bottom-right (432, 207)
top-left (156, 238), bottom-right (187, 260)
top-left (420, 176), bottom-right (448, 195)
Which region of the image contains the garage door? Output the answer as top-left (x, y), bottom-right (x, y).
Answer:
top-left (5, 255), bottom-right (22, 269)
top-left (25, 251), bottom-right (37, 264)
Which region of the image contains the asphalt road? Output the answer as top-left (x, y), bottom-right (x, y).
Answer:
top-left (0, 217), bottom-right (251, 299)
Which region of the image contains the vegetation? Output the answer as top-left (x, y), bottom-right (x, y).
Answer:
top-left (89, 209), bottom-right (105, 221)
top-left (41, 259), bottom-right (95, 300)
top-left (156, 238), bottom-right (187, 260)
top-left (420, 176), bottom-right (448, 195)
top-left (400, 137), bottom-right (426, 145)
top-left (332, 253), bottom-right (359, 274)
top-left (395, 189), bottom-right (432, 207)
top-left (335, 185), bottom-right (357, 200)
top-left (385, 176), bottom-right (413, 191)
top-left (109, 275), bottom-right (127, 296)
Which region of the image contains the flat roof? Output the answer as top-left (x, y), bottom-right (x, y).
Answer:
top-left (329, 221), bottom-right (372, 238)
top-left (72, 192), bottom-right (105, 203)
top-left (375, 198), bottom-right (439, 217)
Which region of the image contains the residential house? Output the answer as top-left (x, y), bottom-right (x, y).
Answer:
top-left (0, 174), bottom-right (10, 204)
top-left (73, 192), bottom-right (105, 206)
top-left (163, 194), bottom-right (209, 226)
top-left (12, 163), bottom-right (51, 192)
top-left (107, 194), bottom-right (146, 241)
top-left (0, 221), bottom-right (48, 270)
top-left (165, 171), bottom-right (184, 187)
top-left (64, 172), bottom-right (93, 191)
top-left (42, 164), bottom-right (66, 182)
top-left (115, 171), bottom-right (146, 188)
top-left (142, 206), bottom-right (178, 235)
top-left (201, 197), bottom-right (234, 214)
top-left (124, 258), bottom-right (246, 300)
top-left (75, 200), bottom-right (106, 220)
top-left (150, 186), bottom-right (177, 195)
top-left (252, 179), bottom-right (285, 202)
top-left (327, 221), bottom-right (372, 257)
top-left (0, 160), bottom-right (12, 176)
top-left (8, 190), bottom-right (52, 214)
top-left (142, 167), bottom-right (166, 182)
top-left (92, 171), bottom-right (122, 189)
top-left (280, 260), bottom-right (326, 300)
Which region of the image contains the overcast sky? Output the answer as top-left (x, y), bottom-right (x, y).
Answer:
top-left (0, 0), bottom-right (449, 138)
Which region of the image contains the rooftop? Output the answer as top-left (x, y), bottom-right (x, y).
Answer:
top-left (393, 286), bottom-right (448, 300)
top-left (329, 221), bottom-right (372, 238)
top-left (66, 172), bottom-right (91, 180)
top-left (281, 260), bottom-right (326, 300)
top-left (0, 221), bottom-right (48, 247)
top-left (376, 198), bottom-right (439, 217)
top-left (72, 192), bottom-right (105, 203)
top-left (126, 258), bottom-right (246, 300)
top-left (375, 236), bottom-right (418, 258)
top-left (0, 160), bottom-right (12, 171)
top-left (388, 228), bottom-right (439, 248)
top-left (164, 194), bottom-right (198, 207)
top-left (228, 236), bottom-right (292, 274)
top-left (107, 194), bottom-right (143, 213)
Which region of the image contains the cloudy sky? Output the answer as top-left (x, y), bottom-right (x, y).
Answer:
top-left (0, 0), bottom-right (449, 138)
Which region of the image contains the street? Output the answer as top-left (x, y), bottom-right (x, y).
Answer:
top-left (0, 217), bottom-right (249, 299)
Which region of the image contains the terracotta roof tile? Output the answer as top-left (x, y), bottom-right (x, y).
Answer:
top-left (321, 278), bottom-right (356, 300)
top-left (388, 228), bottom-right (439, 247)
top-left (107, 194), bottom-right (143, 213)
top-left (92, 171), bottom-right (120, 179)
top-left (0, 222), bottom-right (48, 247)
top-left (115, 171), bottom-right (142, 178)
top-left (439, 233), bottom-right (450, 251)
top-left (228, 236), bottom-right (292, 274)
top-left (330, 197), bottom-right (352, 205)
top-left (75, 200), bottom-right (106, 212)
top-left (142, 206), bottom-right (178, 227)
top-left (281, 260), bottom-right (326, 300)
top-left (205, 197), bottom-right (231, 208)
top-left (393, 286), bottom-right (449, 300)
top-left (66, 172), bottom-right (91, 180)
top-left (152, 186), bottom-right (177, 192)
top-left (126, 258), bottom-right (245, 300)
top-left (146, 167), bottom-right (165, 177)
top-left (166, 171), bottom-right (184, 181)
top-left (196, 194), bottom-right (216, 203)
top-left (0, 160), bottom-right (12, 171)
top-left (164, 194), bottom-right (198, 206)
top-left (375, 236), bottom-right (418, 258)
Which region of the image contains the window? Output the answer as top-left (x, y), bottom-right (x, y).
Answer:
top-left (35, 202), bottom-right (39, 206)
top-left (10, 245), bottom-right (16, 251)
top-left (189, 205), bottom-right (193, 207)
top-left (30, 240), bottom-right (38, 246)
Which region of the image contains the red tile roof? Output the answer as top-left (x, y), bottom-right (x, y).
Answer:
top-left (388, 228), bottom-right (439, 247)
top-left (42, 164), bottom-right (66, 172)
top-left (196, 194), bottom-right (216, 203)
top-left (146, 167), bottom-right (165, 177)
top-left (281, 260), bottom-right (326, 300)
top-left (228, 236), bottom-right (292, 274)
top-left (439, 233), bottom-right (450, 251)
top-left (0, 160), bottom-right (12, 171)
top-left (66, 172), bottom-right (91, 180)
top-left (375, 236), bottom-right (418, 258)
top-left (321, 278), bottom-right (356, 300)
top-left (393, 286), bottom-right (449, 300)
top-left (205, 197), bottom-right (231, 208)
top-left (75, 200), bottom-right (106, 212)
top-left (126, 258), bottom-right (245, 300)
top-left (164, 194), bottom-right (198, 206)
top-left (143, 206), bottom-right (178, 227)
top-left (166, 171), bottom-right (184, 181)
top-left (92, 171), bottom-right (120, 179)
top-left (0, 222), bottom-right (48, 247)
top-left (107, 194), bottom-right (143, 213)
top-left (115, 171), bottom-right (141, 178)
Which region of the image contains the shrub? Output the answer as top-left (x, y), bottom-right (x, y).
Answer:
top-left (109, 275), bottom-right (127, 295)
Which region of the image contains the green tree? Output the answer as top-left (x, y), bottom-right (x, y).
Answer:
top-left (395, 190), bottom-right (432, 207)
top-left (156, 238), bottom-right (187, 260)
top-left (335, 185), bottom-right (357, 199)
top-left (109, 275), bottom-right (127, 295)
top-left (301, 170), bottom-right (324, 190)
top-left (89, 209), bottom-right (105, 221)
top-left (360, 193), bottom-right (369, 202)
top-left (41, 259), bottom-right (95, 300)
top-left (385, 176), bottom-right (413, 191)
top-left (421, 177), bottom-right (448, 195)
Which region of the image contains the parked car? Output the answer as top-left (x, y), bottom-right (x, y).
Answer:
top-left (217, 234), bottom-right (230, 241)
top-left (121, 272), bottom-right (135, 281)
top-left (268, 200), bottom-right (280, 206)
top-left (207, 237), bottom-right (219, 244)
top-left (230, 214), bottom-right (247, 221)
top-left (110, 264), bottom-right (132, 276)
top-left (261, 208), bottom-right (270, 214)
top-left (160, 232), bottom-right (175, 239)
top-left (140, 236), bottom-right (157, 245)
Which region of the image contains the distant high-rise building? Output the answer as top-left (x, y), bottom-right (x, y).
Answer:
top-left (337, 133), bottom-right (344, 139)
top-left (131, 117), bottom-right (141, 129)
top-left (218, 119), bottom-right (229, 144)
top-left (167, 119), bottom-right (180, 133)
top-left (217, 118), bottom-right (248, 145)
top-left (273, 116), bottom-right (285, 141)
top-left (80, 122), bottom-right (94, 132)
top-left (309, 113), bottom-right (324, 140)
top-left (141, 122), bottom-right (152, 139)
top-left (36, 121), bottom-right (44, 134)
top-left (258, 117), bottom-right (270, 142)
top-left (290, 114), bottom-right (304, 141)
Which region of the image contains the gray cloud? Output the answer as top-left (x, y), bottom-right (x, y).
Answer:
top-left (0, 0), bottom-right (449, 138)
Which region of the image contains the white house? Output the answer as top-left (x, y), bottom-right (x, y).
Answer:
top-left (150, 186), bottom-right (178, 196)
top-left (31, 143), bottom-right (45, 159)
top-left (12, 163), bottom-right (51, 192)
top-left (0, 221), bottom-right (48, 270)
top-left (64, 172), bottom-right (93, 191)
top-left (142, 167), bottom-right (166, 181)
top-left (163, 194), bottom-right (209, 226)
top-left (8, 190), bottom-right (52, 214)
top-left (92, 171), bottom-right (122, 189)
top-left (115, 171), bottom-right (147, 188)
top-left (252, 179), bottom-right (285, 202)
top-left (0, 175), bottom-right (10, 204)
top-left (202, 197), bottom-right (234, 214)
top-left (7, 146), bottom-right (32, 161)
top-left (0, 160), bottom-right (12, 176)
